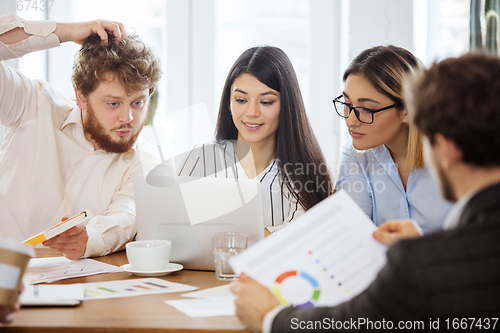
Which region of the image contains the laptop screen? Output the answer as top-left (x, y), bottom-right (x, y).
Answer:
top-left (134, 175), bottom-right (265, 270)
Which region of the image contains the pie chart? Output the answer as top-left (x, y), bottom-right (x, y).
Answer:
top-left (272, 270), bottom-right (320, 308)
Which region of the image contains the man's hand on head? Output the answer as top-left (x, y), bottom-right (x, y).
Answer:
top-left (54, 20), bottom-right (127, 45)
top-left (42, 221), bottom-right (88, 260)
top-left (231, 273), bottom-right (281, 333)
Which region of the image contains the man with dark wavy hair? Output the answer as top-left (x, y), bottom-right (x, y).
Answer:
top-left (231, 52), bottom-right (500, 332)
top-left (0, 15), bottom-right (162, 259)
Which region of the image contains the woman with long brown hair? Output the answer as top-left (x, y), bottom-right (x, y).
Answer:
top-left (177, 46), bottom-right (332, 232)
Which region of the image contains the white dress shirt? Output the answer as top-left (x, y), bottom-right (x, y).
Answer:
top-left (0, 15), bottom-right (160, 257)
top-left (174, 141), bottom-right (304, 231)
top-left (442, 189), bottom-right (475, 230)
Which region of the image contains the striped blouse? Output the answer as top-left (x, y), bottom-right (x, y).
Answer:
top-left (174, 141), bottom-right (304, 231)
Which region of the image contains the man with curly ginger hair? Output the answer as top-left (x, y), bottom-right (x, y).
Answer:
top-left (0, 15), bottom-right (163, 259)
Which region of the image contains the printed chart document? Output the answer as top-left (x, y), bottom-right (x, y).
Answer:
top-left (84, 278), bottom-right (197, 300)
top-left (230, 190), bottom-right (387, 308)
top-left (21, 279), bottom-right (197, 305)
top-left (23, 257), bottom-right (121, 284)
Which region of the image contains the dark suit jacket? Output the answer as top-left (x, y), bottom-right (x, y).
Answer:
top-left (272, 183), bottom-right (500, 332)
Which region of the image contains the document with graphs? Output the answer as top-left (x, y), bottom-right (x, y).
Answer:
top-left (230, 190), bottom-right (387, 308)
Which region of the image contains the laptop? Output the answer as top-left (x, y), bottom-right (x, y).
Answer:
top-left (134, 174), bottom-right (265, 270)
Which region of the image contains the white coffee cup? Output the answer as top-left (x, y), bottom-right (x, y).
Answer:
top-left (0, 236), bottom-right (35, 306)
top-left (125, 240), bottom-right (171, 271)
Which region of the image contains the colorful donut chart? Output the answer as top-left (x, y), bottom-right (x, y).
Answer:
top-left (272, 270), bottom-right (321, 308)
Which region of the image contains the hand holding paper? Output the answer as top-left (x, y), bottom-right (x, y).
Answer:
top-left (22, 211), bottom-right (93, 260)
top-left (230, 191), bottom-right (387, 308)
top-left (42, 223), bottom-right (89, 260)
top-left (231, 273), bottom-right (281, 332)
top-left (22, 211), bottom-right (93, 246)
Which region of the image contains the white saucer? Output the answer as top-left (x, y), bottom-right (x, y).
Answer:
top-left (120, 263), bottom-right (183, 277)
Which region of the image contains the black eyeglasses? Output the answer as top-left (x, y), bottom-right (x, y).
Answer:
top-left (332, 95), bottom-right (402, 124)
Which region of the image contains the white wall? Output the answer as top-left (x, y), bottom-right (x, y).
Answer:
top-left (308, 0), bottom-right (345, 174)
top-left (349, 0), bottom-right (415, 60)
top-left (0, 0), bottom-right (435, 159)
top-left (331, 0), bottom-right (416, 169)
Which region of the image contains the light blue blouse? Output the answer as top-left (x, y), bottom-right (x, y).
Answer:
top-left (336, 139), bottom-right (453, 234)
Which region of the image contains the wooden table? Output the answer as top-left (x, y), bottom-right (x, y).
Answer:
top-left (5, 249), bottom-right (250, 333)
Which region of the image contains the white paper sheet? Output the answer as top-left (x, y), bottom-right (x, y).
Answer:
top-left (181, 284), bottom-right (235, 300)
top-left (23, 257), bottom-right (121, 284)
top-left (165, 299), bottom-right (235, 317)
top-left (84, 278), bottom-right (197, 300)
top-left (20, 284), bottom-right (84, 306)
top-left (230, 190), bottom-right (387, 308)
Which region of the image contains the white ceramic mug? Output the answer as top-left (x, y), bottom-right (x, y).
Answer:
top-left (125, 240), bottom-right (171, 271)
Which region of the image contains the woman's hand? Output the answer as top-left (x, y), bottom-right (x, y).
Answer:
top-left (372, 220), bottom-right (423, 246)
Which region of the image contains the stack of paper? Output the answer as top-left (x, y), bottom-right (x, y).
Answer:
top-left (21, 284), bottom-right (84, 306)
top-left (85, 278), bottom-right (197, 300)
top-left (21, 278), bottom-right (199, 306)
top-left (23, 257), bottom-right (121, 285)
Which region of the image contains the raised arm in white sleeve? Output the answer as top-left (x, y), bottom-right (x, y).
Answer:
top-left (0, 15), bottom-right (59, 126)
top-left (0, 15), bottom-right (59, 61)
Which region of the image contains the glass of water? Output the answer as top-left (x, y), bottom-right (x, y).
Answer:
top-left (212, 232), bottom-right (249, 280)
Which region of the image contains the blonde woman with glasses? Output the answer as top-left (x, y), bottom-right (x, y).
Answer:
top-left (334, 45), bottom-right (452, 234)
